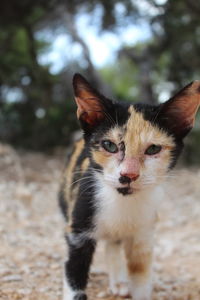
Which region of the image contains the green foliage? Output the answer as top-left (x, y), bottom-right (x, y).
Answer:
top-left (155, 0), bottom-right (200, 86)
top-left (0, 0), bottom-right (79, 149)
top-left (0, 28), bottom-right (27, 83)
top-left (100, 59), bottom-right (139, 102)
top-left (0, 0), bottom-right (200, 165)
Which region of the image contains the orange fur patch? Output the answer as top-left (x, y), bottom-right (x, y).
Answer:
top-left (124, 239), bottom-right (152, 275)
top-left (62, 139), bottom-right (85, 228)
top-left (125, 106), bottom-right (175, 158)
top-left (81, 157), bottom-right (90, 171)
top-left (65, 139), bottom-right (85, 200)
top-left (92, 149), bottom-right (111, 168)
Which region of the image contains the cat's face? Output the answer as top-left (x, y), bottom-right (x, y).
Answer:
top-left (72, 74), bottom-right (200, 195)
top-left (90, 106), bottom-right (175, 195)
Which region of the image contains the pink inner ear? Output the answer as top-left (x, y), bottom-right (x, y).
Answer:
top-left (73, 74), bottom-right (106, 126)
top-left (163, 81), bottom-right (200, 134)
top-left (169, 96), bottom-right (199, 127)
top-left (179, 97), bottom-right (199, 126)
top-left (76, 96), bottom-right (104, 126)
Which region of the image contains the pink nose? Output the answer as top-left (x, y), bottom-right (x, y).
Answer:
top-left (120, 172), bottom-right (139, 181)
top-left (120, 158), bottom-right (140, 182)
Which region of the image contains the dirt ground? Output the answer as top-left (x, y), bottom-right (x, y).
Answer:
top-left (0, 144), bottom-right (200, 300)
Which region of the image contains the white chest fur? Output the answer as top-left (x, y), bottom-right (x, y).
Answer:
top-left (94, 182), bottom-right (159, 241)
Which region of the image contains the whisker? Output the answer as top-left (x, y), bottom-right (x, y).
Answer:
top-left (79, 183), bottom-right (97, 197)
top-left (115, 109), bottom-right (119, 127)
top-left (151, 105), bottom-right (163, 124)
top-left (103, 110), bottom-right (116, 127)
top-left (70, 176), bottom-right (94, 187)
top-left (104, 174), bottom-right (116, 179)
top-left (71, 167), bottom-right (103, 176)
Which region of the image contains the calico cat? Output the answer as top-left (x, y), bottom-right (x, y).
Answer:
top-left (59, 74), bottom-right (200, 300)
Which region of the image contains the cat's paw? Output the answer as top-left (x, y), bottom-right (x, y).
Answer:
top-left (63, 292), bottom-right (87, 300)
top-left (73, 292), bottom-right (87, 300)
top-left (110, 282), bottom-right (130, 298)
top-left (129, 281), bottom-right (152, 300)
top-left (62, 280), bottom-right (87, 300)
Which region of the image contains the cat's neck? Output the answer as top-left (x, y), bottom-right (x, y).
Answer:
top-left (93, 173), bottom-right (161, 241)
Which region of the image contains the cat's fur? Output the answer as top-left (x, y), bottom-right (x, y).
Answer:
top-left (59, 74), bottom-right (200, 300)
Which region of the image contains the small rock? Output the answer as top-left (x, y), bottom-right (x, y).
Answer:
top-left (3, 274), bottom-right (22, 282)
top-left (97, 291), bottom-right (108, 298)
top-left (18, 288), bottom-right (31, 295)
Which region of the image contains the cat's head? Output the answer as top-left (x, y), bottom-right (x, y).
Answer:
top-left (73, 74), bottom-right (200, 195)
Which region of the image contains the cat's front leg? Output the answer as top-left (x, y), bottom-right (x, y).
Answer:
top-left (63, 233), bottom-right (96, 300)
top-left (105, 240), bottom-right (130, 297)
top-left (124, 238), bottom-right (153, 300)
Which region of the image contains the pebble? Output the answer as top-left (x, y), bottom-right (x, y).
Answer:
top-left (97, 291), bottom-right (109, 298)
top-left (3, 275), bottom-right (22, 282)
top-left (18, 288), bottom-right (31, 295)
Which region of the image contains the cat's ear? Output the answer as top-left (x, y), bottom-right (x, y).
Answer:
top-left (161, 81), bottom-right (200, 138)
top-left (73, 73), bottom-right (106, 128)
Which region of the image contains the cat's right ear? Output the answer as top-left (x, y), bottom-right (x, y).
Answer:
top-left (73, 74), bottom-right (107, 128)
top-left (160, 81), bottom-right (200, 138)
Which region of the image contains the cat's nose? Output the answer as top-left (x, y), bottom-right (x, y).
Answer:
top-left (119, 173), bottom-right (139, 183)
top-left (120, 157), bottom-right (140, 183)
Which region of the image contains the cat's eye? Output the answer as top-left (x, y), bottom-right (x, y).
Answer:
top-left (101, 140), bottom-right (118, 153)
top-left (145, 144), bottom-right (162, 155)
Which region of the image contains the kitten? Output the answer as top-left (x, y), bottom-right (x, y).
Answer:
top-left (59, 74), bottom-right (200, 300)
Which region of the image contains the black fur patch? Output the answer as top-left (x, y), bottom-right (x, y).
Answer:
top-left (71, 147), bottom-right (88, 190)
top-left (71, 172), bottom-right (97, 233)
top-left (117, 187), bottom-right (133, 195)
top-left (58, 184), bottom-right (68, 221)
top-left (119, 175), bottom-right (132, 184)
top-left (65, 237), bottom-right (96, 291)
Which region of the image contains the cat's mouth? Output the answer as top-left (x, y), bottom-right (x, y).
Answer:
top-left (116, 183), bottom-right (141, 195)
top-left (117, 186), bottom-right (134, 195)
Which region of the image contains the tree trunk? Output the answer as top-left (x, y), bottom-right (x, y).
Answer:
top-left (65, 12), bottom-right (113, 98)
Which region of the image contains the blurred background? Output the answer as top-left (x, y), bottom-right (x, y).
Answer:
top-left (0, 0), bottom-right (200, 162)
top-left (1, 2), bottom-right (200, 300)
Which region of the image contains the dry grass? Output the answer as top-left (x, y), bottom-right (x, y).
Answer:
top-left (0, 144), bottom-right (200, 300)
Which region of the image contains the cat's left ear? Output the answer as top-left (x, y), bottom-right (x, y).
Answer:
top-left (73, 73), bottom-right (111, 129)
top-left (160, 81), bottom-right (200, 138)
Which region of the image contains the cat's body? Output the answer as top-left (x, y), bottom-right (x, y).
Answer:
top-left (60, 74), bottom-right (200, 300)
